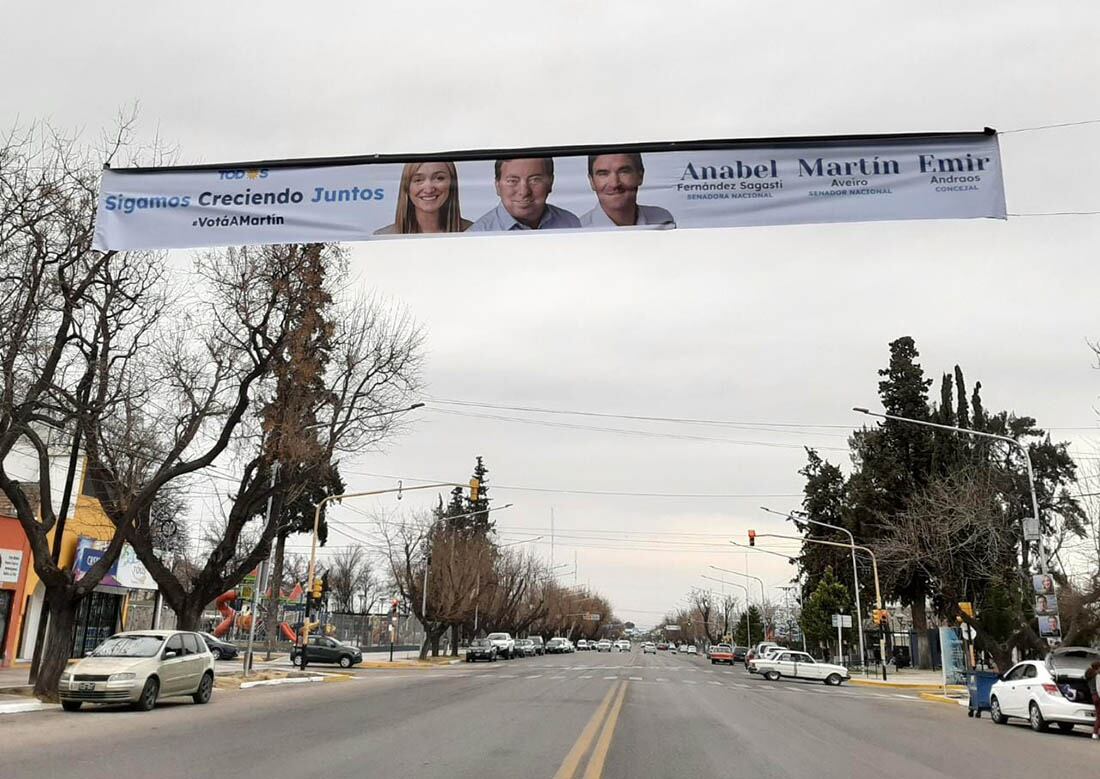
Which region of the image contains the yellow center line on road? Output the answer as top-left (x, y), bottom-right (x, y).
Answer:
top-left (582, 679), bottom-right (629, 779)
top-left (552, 680), bottom-right (623, 779)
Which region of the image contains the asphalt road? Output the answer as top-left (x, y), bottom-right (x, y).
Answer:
top-left (3, 648), bottom-right (1097, 778)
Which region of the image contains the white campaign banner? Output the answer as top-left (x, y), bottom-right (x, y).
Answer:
top-left (93, 131), bottom-right (1006, 252)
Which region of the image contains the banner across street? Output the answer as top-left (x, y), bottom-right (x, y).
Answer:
top-left (93, 130), bottom-right (1006, 251)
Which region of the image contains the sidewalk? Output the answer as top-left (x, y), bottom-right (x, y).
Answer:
top-left (847, 667), bottom-right (964, 693)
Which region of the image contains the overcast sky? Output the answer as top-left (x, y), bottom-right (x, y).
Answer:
top-left (7, 1), bottom-right (1099, 628)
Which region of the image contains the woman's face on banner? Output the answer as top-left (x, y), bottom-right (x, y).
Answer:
top-left (408, 163), bottom-right (453, 214)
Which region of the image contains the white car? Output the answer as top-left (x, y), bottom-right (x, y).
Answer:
top-left (669, 644), bottom-right (678, 654)
top-left (58, 630), bottom-right (215, 711)
top-left (576, 639), bottom-right (589, 651)
top-left (595, 639), bottom-right (613, 652)
top-left (686, 645), bottom-right (698, 655)
top-left (643, 642), bottom-right (657, 654)
top-left (750, 649), bottom-right (850, 685)
top-left (615, 640), bottom-right (631, 652)
top-left (486, 632), bottom-right (516, 659)
top-left (990, 647), bottom-right (1100, 733)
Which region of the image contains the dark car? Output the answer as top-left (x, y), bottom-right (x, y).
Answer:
top-left (515, 638), bottom-right (537, 657)
top-left (466, 638), bottom-right (498, 662)
top-left (731, 646), bottom-right (749, 662)
top-left (529, 636), bottom-right (545, 656)
top-left (289, 635), bottom-right (362, 668)
top-left (199, 631), bottom-right (239, 661)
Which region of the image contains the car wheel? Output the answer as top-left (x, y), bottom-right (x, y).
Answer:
top-left (763, 671), bottom-right (780, 681)
top-left (1029, 702), bottom-right (1049, 732)
top-left (61, 700), bottom-right (82, 712)
top-left (339, 655), bottom-right (353, 669)
top-left (989, 696), bottom-right (1007, 724)
top-left (192, 672), bottom-right (214, 704)
top-left (134, 677), bottom-right (159, 712)
top-left (1056, 722), bottom-right (1075, 733)
top-left (210, 647), bottom-right (223, 661)
top-left (824, 673), bottom-right (843, 686)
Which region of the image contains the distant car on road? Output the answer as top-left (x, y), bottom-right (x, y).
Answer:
top-left (466, 638), bottom-right (498, 662)
top-left (709, 644), bottom-right (734, 665)
top-left (59, 630), bottom-right (215, 712)
top-left (746, 642), bottom-right (783, 671)
top-left (669, 644), bottom-right (678, 654)
top-left (643, 642), bottom-right (657, 654)
top-left (615, 640), bottom-right (631, 652)
top-left (486, 632), bottom-right (516, 659)
top-left (686, 645), bottom-right (697, 655)
top-left (529, 636), bottom-right (545, 655)
top-left (732, 646), bottom-right (749, 663)
top-left (596, 639), bottom-right (612, 652)
top-left (750, 649), bottom-right (849, 686)
top-left (657, 641), bottom-right (670, 651)
top-left (290, 635), bottom-right (363, 668)
top-left (990, 647), bottom-right (1100, 733)
top-left (515, 638), bottom-right (537, 657)
top-left (199, 632), bottom-right (238, 661)
top-left (546, 637), bottom-right (570, 654)
top-left (577, 639), bottom-right (590, 651)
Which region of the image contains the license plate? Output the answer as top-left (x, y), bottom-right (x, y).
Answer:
top-left (78, 682), bottom-right (96, 691)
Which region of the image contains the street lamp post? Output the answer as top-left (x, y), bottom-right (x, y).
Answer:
top-left (709, 565), bottom-right (767, 639)
top-left (762, 506), bottom-right (867, 674)
top-left (726, 541), bottom-right (808, 650)
top-left (755, 531), bottom-right (887, 680)
top-left (853, 407), bottom-right (1048, 576)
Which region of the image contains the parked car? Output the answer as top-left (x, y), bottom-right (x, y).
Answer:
top-left (669, 643), bottom-right (678, 654)
top-left (643, 642), bottom-right (657, 654)
top-left (732, 646), bottom-right (749, 663)
top-left (576, 639), bottom-right (590, 651)
top-left (486, 632), bottom-right (516, 659)
top-left (58, 630), bottom-right (215, 712)
top-left (616, 640), bottom-right (631, 652)
top-left (199, 632), bottom-right (238, 661)
top-left (515, 638), bottom-right (537, 657)
top-left (990, 646), bottom-right (1100, 732)
top-left (565, 639), bottom-right (576, 653)
top-left (546, 637), bottom-right (570, 654)
top-left (529, 636), bottom-right (545, 655)
top-left (596, 639), bottom-right (613, 652)
top-left (686, 645), bottom-right (698, 655)
top-left (710, 644), bottom-right (734, 664)
top-left (290, 635), bottom-right (363, 668)
top-left (750, 649), bottom-right (850, 686)
top-left (466, 638), bottom-right (498, 662)
top-left (657, 642), bottom-right (670, 650)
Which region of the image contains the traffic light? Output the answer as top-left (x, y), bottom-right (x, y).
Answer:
top-left (874, 609), bottom-right (889, 627)
top-left (470, 477), bottom-right (480, 502)
top-left (311, 577), bottom-right (323, 602)
top-left (748, 529), bottom-right (756, 547)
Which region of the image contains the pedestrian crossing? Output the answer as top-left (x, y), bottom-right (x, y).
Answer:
top-left (455, 665), bottom-right (925, 702)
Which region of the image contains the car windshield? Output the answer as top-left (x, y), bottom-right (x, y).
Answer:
top-left (487, 633), bottom-right (508, 640)
top-left (472, 639), bottom-right (491, 647)
top-left (91, 635), bottom-right (165, 658)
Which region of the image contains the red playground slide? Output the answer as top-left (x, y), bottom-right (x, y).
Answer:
top-left (213, 591), bottom-right (237, 638)
top-left (279, 622), bottom-right (296, 641)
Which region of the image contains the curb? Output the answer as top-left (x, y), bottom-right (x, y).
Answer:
top-left (919, 691), bottom-right (968, 707)
top-left (0, 701), bottom-right (59, 715)
top-left (850, 679), bottom-right (964, 692)
top-left (240, 675), bottom-right (325, 690)
top-left (355, 662), bottom-right (455, 670)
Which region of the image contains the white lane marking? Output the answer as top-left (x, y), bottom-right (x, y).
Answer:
top-left (580, 675), bottom-right (593, 679)
top-left (499, 674), bottom-right (517, 678)
top-left (551, 675), bottom-right (567, 680)
top-left (604, 675), bottom-right (618, 680)
top-left (757, 684), bottom-right (776, 690)
top-left (629, 676), bottom-right (643, 681)
top-left (526, 675), bottom-right (543, 679)
top-left (709, 681), bottom-right (724, 686)
top-left (898, 694), bottom-right (920, 699)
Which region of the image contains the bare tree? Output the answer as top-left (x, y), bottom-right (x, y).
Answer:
top-left (328, 546), bottom-right (371, 613)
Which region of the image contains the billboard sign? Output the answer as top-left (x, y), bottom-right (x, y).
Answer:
top-left (93, 131), bottom-right (1006, 252)
top-left (73, 537), bottom-right (156, 591)
top-left (0, 548), bottom-right (23, 584)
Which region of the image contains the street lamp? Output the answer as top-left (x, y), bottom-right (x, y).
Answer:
top-left (754, 531), bottom-right (888, 680)
top-left (700, 575), bottom-right (752, 645)
top-left (852, 406), bottom-right (1048, 576)
top-left (709, 565), bottom-right (767, 638)
top-left (762, 505), bottom-right (867, 674)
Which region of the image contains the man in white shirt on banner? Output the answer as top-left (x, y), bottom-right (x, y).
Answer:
top-left (580, 153), bottom-right (675, 228)
top-left (469, 157), bottom-right (580, 232)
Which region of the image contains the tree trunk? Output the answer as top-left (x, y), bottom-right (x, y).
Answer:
top-left (450, 623), bottom-right (460, 657)
top-left (419, 634), bottom-right (430, 661)
top-left (173, 598), bottom-right (207, 632)
top-left (430, 632), bottom-right (441, 657)
top-left (910, 598), bottom-right (931, 669)
top-left (266, 531), bottom-right (288, 660)
top-left (34, 593), bottom-right (79, 702)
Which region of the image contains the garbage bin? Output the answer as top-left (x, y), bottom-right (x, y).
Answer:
top-left (963, 670), bottom-right (1001, 718)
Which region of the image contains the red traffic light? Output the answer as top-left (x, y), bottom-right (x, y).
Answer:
top-left (748, 530), bottom-right (756, 547)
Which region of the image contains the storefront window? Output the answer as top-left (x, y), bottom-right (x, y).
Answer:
top-left (72, 591), bottom-right (122, 657)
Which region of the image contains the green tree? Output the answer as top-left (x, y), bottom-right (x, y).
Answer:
top-left (734, 606), bottom-right (763, 647)
top-left (800, 567), bottom-right (852, 658)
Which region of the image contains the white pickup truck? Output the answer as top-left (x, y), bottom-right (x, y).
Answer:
top-left (486, 632), bottom-right (516, 659)
top-left (749, 649), bottom-right (850, 686)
